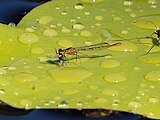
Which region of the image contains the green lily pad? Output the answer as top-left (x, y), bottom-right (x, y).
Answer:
top-left (0, 0), bottom-right (160, 119)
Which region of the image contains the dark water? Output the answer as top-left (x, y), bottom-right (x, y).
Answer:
top-left (0, 0), bottom-right (41, 24)
top-left (0, 0), bottom-right (146, 120)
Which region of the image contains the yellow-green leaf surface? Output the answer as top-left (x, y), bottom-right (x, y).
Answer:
top-left (0, 0), bottom-right (160, 119)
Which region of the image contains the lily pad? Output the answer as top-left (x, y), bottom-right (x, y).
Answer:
top-left (0, 0), bottom-right (160, 119)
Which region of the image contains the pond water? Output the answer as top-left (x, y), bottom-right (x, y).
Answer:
top-left (0, 0), bottom-right (41, 24)
top-left (0, 0), bottom-right (146, 120)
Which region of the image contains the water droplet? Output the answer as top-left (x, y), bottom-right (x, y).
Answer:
top-left (139, 83), bottom-right (146, 88)
top-left (104, 73), bottom-right (127, 83)
top-left (121, 30), bottom-right (128, 34)
top-left (50, 25), bottom-right (56, 28)
top-left (138, 54), bottom-right (160, 64)
top-left (128, 101), bottom-right (142, 108)
top-left (148, 0), bottom-right (157, 4)
top-left (8, 67), bottom-right (17, 71)
top-left (102, 89), bottom-right (118, 96)
top-left (124, 8), bottom-right (132, 12)
top-left (150, 4), bottom-right (157, 8)
top-left (54, 96), bottom-right (61, 100)
top-left (73, 23), bottom-right (84, 30)
top-left (134, 67), bottom-right (140, 71)
top-left (61, 28), bottom-right (71, 33)
top-left (130, 13), bottom-right (136, 17)
top-left (0, 68), bottom-right (7, 75)
top-left (84, 11), bottom-right (90, 15)
top-left (80, 30), bottom-right (92, 37)
top-left (133, 15), bottom-right (160, 29)
top-left (61, 11), bottom-right (67, 15)
top-left (57, 23), bottom-right (62, 26)
top-left (70, 19), bottom-right (76, 23)
top-left (108, 41), bottom-right (138, 52)
top-left (113, 16), bottom-right (122, 21)
top-left (84, 41), bottom-right (93, 45)
top-left (135, 96), bottom-right (141, 100)
top-left (74, 3), bottom-right (84, 10)
top-left (10, 57), bottom-right (15, 61)
top-left (55, 6), bottom-right (60, 10)
top-left (8, 22), bottom-right (16, 27)
top-left (101, 59), bottom-right (120, 68)
top-left (19, 33), bottom-right (39, 44)
top-left (62, 89), bottom-right (79, 95)
top-left (14, 73), bottom-right (37, 83)
top-left (123, 1), bottom-right (133, 6)
top-left (57, 39), bottom-right (73, 48)
top-left (31, 47), bottom-right (44, 54)
top-left (0, 78), bottom-right (9, 86)
top-left (149, 85), bottom-right (155, 89)
top-left (25, 28), bottom-right (35, 32)
top-left (44, 102), bottom-right (50, 106)
top-left (43, 29), bottom-right (58, 37)
top-left (0, 89), bottom-right (5, 95)
top-left (148, 97), bottom-right (159, 104)
top-left (76, 102), bottom-right (83, 106)
top-left (31, 26), bottom-right (37, 30)
top-left (48, 67), bottom-right (93, 83)
top-left (95, 16), bottom-right (103, 21)
top-left (95, 23), bottom-right (102, 26)
top-left (49, 100), bottom-right (56, 104)
top-left (94, 98), bottom-right (107, 103)
top-left (20, 99), bottom-right (32, 109)
top-left (145, 71), bottom-right (160, 82)
top-left (112, 99), bottom-right (120, 107)
top-left (137, 90), bottom-right (145, 96)
top-left (80, 0), bottom-right (104, 3)
top-left (38, 16), bottom-right (53, 25)
top-left (58, 101), bottom-right (68, 108)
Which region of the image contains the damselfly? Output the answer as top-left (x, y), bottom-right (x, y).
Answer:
top-left (49, 42), bottom-right (121, 65)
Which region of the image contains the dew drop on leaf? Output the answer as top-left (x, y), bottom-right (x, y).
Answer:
top-left (19, 33), bottom-right (39, 44)
top-left (148, 97), bottom-right (159, 104)
top-left (14, 73), bottom-right (37, 83)
top-left (48, 67), bottom-right (93, 83)
top-left (80, 30), bottom-right (92, 37)
top-left (20, 99), bottom-right (32, 109)
top-left (38, 16), bottom-right (53, 25)
top-left (101, 60), bottom-right (120, 68)
top-left (104, 73), bottom-right (127, 83)
top-left (43, 29), bottom-right (58, 37)
top-left (72, 23), bottom-right (85, 30)
top-left (74, 3), bottom-right (84, 10)
top-left (57, 39), bottom-right (73, 48)
top-left (31, 47), bottom-right (44, 54)
top-left (128, 101), bottom-right (142, 109)
top-left (102, 89), bottom-right (119, 96)
top-left (145, 71), bottom-right (160, 82)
